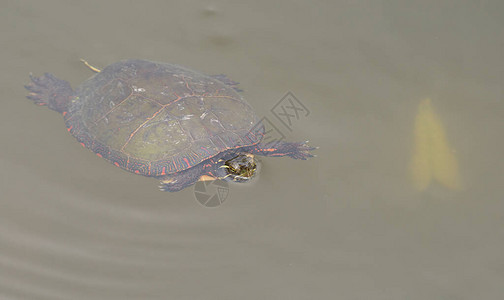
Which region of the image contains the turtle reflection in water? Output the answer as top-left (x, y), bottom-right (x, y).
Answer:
top-left (25, 59), bottom-right (316, 192)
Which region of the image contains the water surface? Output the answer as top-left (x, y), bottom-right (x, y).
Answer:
top-left (1, 1), bottom-right (503, 299)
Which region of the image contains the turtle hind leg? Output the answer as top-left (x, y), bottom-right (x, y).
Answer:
top-left (158, 164), bottom-right (206, 192)
top-left (251, 141), bottom-right (317, 160)
top-left (210, 74), bottom-right (243, 92)
top-left (25, 73), bottom-right (73, 113)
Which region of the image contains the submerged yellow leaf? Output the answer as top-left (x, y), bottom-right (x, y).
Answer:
top-left (410, 99), bottom-right (461, 190)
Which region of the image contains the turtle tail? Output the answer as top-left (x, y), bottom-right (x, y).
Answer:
top-left (25, 73), bottom-right (73, 113)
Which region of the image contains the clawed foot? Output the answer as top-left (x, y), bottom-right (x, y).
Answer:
top-left (25, 73), bottom-right (53, 106)
top-left (159, 177), bottom-right (190, 192)
top-left (210, 74), bottom-right (243, 92)
top-left (254, 140), bottom-right (317, 160)
top-left (158, 164), bottom-right (205, 192)
top-left (24, 73), bottom-right (72, 113)
top-left (282, 141), bottom-right (317, 160)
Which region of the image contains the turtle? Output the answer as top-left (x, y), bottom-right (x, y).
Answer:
top-left (25, 59), bottom-right (315, 192)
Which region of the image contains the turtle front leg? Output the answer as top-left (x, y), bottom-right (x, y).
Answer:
top-left (251, 141), bottom-right (317, 160)
top-left (158, 163), bottom-right (206, 192)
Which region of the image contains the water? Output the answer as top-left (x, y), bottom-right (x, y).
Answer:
top-left (1, 0), bottom-right (503, 299)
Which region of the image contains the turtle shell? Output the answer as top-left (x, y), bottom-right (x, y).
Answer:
top-left (64, 60), bottom-right (263, 176)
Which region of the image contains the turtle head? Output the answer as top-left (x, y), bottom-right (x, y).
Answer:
top-left (218, 153), bottom-right (258, 182)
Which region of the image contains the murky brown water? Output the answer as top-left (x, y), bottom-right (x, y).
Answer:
top-left (1, 0), bottom-right (503, 299)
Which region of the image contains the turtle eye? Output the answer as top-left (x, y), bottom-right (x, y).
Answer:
top-left (224, 154), bottom-right (257, 182)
